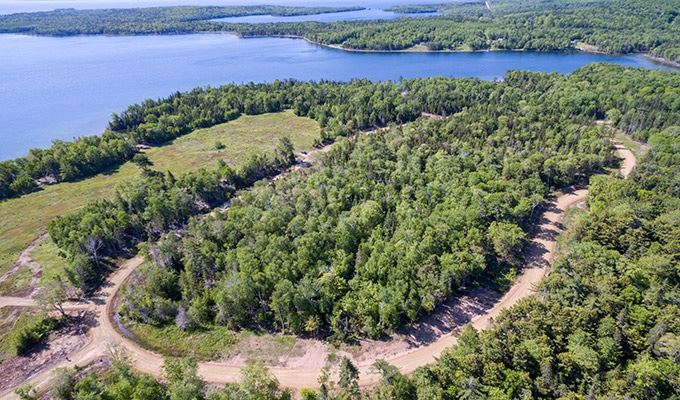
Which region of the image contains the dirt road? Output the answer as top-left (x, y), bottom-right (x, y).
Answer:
top-left (614, 141), bottom-right (636, 178)
top-left (0, 257), bottom-right (145, 399)
top-left (0, 141), bottom-right (636, 398)
top-left (0, 233), bottom-right (48, 293)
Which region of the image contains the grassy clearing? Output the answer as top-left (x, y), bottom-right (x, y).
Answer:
top-left (32, 239), bottom-right (68, 286)
top-left (405, 44), bottom-right (430, 52)
top-left (127, 322), bottom-right (304, 364)
top-left (615, 131), bottom-right (649, 159)
top-left (148, 110), bottom-right (319, 174)
top-left (575, 42), bottom-right (599, 52)
top-left (0, 265), bottom-right (32, 296)
top-left (0, 163), bottom-right (142, 282)
top-left (0, 111), bottom-right (320, 282)
top-left (127, 323), bottom-right (241, 360)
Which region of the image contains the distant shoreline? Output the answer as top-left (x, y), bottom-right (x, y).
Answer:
top-left (640, 54), bottom-right (680, 68)
top-left (236, 33), bottom-right (680, 67)
top-left (4, 27), bottom-right (679, 68)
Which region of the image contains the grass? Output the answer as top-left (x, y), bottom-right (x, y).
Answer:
top-left (0, 111), bottom-right (320, 286)
top-left (562, 204), bottom-right (586, 228)
top-left (0, 306), bottom-right (18, 362)
top-left (32, 239), bottom-right (68, 286)
top-left (575, 42), bottom-right (599, 52)
top-left (0, 306), bottom-right (42, 363)
top-left (0, 265), bottom-right (32, 296)
top-left (127, 323), bottom-right (241, 360)
top-left (126, 322), bottom-right (304, 364)
top-left (556, 205), bottom-right (588, 257)
top-left (148, 110), bottom-right (319, 174)
top-left (405, 44), bottom-right (431, 52)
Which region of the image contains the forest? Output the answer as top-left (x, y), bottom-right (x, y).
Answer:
top-left (40, 64), bottom-right (679, 341)
top-left (358, 100), bottom-right (680, 399)
top-left (20, 63), bottom-right (680, 399)
top-left (0, 0), bottom-right (678, 62)
top-left (0, 5), bottom-right (363, 35)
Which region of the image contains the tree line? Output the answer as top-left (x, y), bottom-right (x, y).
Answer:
top-left (262, 0), bottom-right (680, 58)
top-left (0, 5), bottom-right (363, 35)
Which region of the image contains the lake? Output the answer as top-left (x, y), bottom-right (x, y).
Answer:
top-left (0, 32), bottom-right (676, 161)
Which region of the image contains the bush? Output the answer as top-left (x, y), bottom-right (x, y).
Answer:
top-left (13, 316), bottom-right (66, 355)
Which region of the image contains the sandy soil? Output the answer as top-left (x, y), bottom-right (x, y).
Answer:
top-left (0, 140), bottom-right (637, 398)
top-left (614, 141), bottom-right (636, 178)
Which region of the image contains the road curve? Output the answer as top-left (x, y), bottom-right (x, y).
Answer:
top-left (614, 141), bottom-right (636, 178)
top-left (0, 142), bottom-right (636, 398)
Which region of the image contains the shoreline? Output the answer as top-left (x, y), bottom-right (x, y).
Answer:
top-left (238, 33), bottom-right (680, 66)
top-left (640, 53), bottom-right (680, 68)
top-left (6, 29), bottom-right (680, 68)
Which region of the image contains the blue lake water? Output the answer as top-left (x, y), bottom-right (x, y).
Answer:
top-left (0, 31), bottom-right (676, 161)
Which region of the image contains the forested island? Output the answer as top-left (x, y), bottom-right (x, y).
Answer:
top-left (0, 0), bottom-right (678, 62)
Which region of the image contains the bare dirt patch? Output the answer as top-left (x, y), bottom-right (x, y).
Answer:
top-left (0, 315), bottom-right (88, 396)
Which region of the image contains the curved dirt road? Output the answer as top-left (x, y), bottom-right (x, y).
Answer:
top-left (614, 141), bottom-right (636, 179)
top-left (0, 142), bottom-right (635, 397)
top-left (0, 257), bottom-right (145, 399)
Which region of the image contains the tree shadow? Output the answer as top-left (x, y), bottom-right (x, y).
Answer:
top-left (523, 241), bottom-right (550, 270)
top-left (389, 288), bottom-right (501, 349)
top-left (82, 309), bottom-right (100, 330)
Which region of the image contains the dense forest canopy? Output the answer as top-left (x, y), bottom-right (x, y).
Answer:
top-left (364, 113), bottom-right (680, 400)
top-left (40, 64), bottom-right (680, 342)
top-left (28, 63), bottom-right (680, 399)
top-left (2, 0), bottom-right (679, 201)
